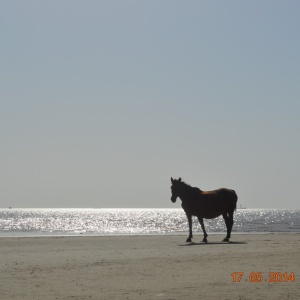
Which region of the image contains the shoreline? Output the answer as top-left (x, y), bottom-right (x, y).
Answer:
top-left (1, 234), bottom-right (299, 299)
top-left (0, 231), bottom-right (299, 238)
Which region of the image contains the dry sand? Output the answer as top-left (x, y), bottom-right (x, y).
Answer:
top-left (0, 234), bottom-right (299, 300)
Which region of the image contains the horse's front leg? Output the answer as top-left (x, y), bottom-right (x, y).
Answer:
top-left (186, 214), bottom-right (193, 242)
top-left (198, 216), bottom-right (208, 243)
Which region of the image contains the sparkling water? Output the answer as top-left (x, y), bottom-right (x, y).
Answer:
top-left (0, 208), bottom-right (299, 237)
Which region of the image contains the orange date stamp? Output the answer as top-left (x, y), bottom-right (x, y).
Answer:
top-left (231, 272), bottom-right (295, 283)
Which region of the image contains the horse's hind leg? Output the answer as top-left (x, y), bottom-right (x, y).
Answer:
top-left (228, 211), bottom-right (234, 239)
top-left (197, 216), bottom-right (208, 243)
top-left (222, 212), bottom-right (234, 242)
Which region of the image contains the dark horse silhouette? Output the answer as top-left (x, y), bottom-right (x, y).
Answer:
top-left (170, 177), bottom-right (238, 243)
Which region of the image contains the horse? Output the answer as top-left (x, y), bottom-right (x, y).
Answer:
top-left (170, 177), bottom-right (238, 243)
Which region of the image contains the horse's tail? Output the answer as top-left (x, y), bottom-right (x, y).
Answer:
top-left (229, 190), bottom-right (238, 212)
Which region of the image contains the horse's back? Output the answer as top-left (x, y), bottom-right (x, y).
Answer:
top-left (182, 187), bottom-right (237, 219)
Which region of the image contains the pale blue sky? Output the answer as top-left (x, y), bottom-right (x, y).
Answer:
top-left (1, 1), bottom-right (299, 208)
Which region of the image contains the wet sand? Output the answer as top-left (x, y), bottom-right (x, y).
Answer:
top-left (1, 234), bottom-right (299, 299)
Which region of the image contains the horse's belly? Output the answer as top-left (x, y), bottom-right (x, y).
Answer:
top-left (203, 213), bottom-right (223, 219)
top-left (192, 210), bottom-right (222, 219)
top-left (188, 201), bottom-right (226, 219)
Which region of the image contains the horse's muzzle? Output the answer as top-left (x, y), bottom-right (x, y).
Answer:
top-left (171, 196), bottom-right (177, 203)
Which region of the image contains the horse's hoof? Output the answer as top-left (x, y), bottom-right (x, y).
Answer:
top-left (222, 238), bottom-right (229, 242)
top-left (186, 238), bottom-right (192, 242)
top-left (203, 238), bottom-right (207, 243)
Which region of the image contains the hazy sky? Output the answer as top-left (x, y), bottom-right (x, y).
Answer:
top-left (1, 1), bottom-right (299, 209)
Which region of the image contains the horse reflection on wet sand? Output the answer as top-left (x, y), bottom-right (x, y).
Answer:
top-left (170, 177), bottom-right (238, 243)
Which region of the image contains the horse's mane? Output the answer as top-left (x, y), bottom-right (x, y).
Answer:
top-left (180, 181), bottom-right (202, 193)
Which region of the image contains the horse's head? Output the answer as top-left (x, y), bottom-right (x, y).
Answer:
top-left (170, 177), bottom-right (182, 203)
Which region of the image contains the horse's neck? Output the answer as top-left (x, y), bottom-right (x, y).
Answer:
top-left (179, 186), bottom-right (201, 202)
top-left (179, 186), bottom-right (194, 202)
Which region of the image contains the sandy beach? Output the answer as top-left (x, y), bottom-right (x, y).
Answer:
top-left (0, 234), bottom-right (299, 299)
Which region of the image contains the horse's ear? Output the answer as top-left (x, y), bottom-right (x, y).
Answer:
top-left (171, 177), bottom-right (174, 183)
top-left (178, 177), bottom-right (182, 182)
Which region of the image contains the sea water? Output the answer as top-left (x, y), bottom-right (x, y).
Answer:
top-left (0, 208), bottom-right (299, 237)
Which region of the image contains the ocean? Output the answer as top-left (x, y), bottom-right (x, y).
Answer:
top-left (0, 208), bottom-right (299, 237)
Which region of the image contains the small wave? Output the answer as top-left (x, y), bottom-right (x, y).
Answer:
top-left (0, 208), bottom-right (299, 237)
